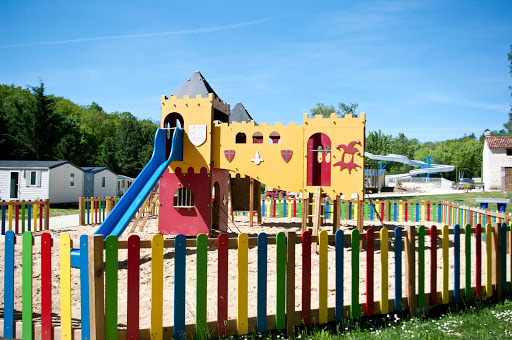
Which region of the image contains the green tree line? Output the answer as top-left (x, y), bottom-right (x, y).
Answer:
top-left (0, 82), bottom-right (159, 178)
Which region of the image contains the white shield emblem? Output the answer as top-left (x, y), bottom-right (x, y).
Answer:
top-left (188, 125), bottom-right (207, 146)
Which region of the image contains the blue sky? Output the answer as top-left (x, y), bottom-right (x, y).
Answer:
top-left (1, 0), bottom-right (511, 142)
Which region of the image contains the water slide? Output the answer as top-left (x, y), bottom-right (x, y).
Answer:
top-left (365, 152), bottom-right (455, 179)
top-left (70, 127), bottom-right (183, 267)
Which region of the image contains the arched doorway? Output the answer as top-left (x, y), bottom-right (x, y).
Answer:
top-left (163, 112), bottom-right (184, 158)
top-left (212, 182), bottom-right (221, 230)
top-left (307, 133), bottom-right (331, 186)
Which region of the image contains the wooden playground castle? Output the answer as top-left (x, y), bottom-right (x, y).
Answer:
top-left (158, 71), bottom-right (365, 237)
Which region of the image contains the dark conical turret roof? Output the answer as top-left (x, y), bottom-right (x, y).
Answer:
top-left (171, 71), bottom-right (220, 99)
top-left (229, 102), bottom-right (255, 123)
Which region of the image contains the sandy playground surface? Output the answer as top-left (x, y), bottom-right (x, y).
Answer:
top-left (0, 215), bottom-right (496, 331)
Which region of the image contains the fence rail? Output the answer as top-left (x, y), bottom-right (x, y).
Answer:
top-left (0, 199), bottom-right (50, 235)
top-left (1, 221), bottom-right (510, 339)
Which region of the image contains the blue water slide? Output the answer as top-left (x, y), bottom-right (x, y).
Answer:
top-left (70, 127), bottom-right (183, 267)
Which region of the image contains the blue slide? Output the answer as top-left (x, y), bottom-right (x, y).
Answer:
top-left (70, 127), bottom-right (183, 267)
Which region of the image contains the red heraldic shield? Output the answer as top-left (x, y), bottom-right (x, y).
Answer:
top-left (224, 150), bottom-right (235, 162)
top-left (281, 150), bottom-right (293, 163)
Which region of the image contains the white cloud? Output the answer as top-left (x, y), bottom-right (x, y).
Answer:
top-left (0, 19), bottom-right (269, 48)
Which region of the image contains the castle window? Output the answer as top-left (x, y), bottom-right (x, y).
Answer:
top-left (173, 187), bottom-right (194, 208)
top-left (252, 132), bottom-right (264, 144)
top-left (269, 131), bottom-right (281, 144)
top-left (507, 149), bottom-right (512, 156)
top-left (236, 132), bottom-right (247, 144)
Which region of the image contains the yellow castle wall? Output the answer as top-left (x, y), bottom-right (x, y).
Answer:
top-left (212, 120), bottom-right (304, 193)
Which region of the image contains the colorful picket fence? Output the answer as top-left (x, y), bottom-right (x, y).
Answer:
top-left (260, 198), bottom-right (303, 218)
top-left (79, 194), bottom-right (160, 227)
top-left (0, 199), bottom-right (50, 235)
top-left (78, 196), bottom-right (120, 226)
top-left (256, 198), bottom-right (512, 227)
top-left (1, 222), bottom-right (510, 339)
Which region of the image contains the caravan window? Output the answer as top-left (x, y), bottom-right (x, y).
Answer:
top-left (30, 171), bottom-right (37, 186)
top-left (102, 176), bottom-right (106, 187)
top-left (70, 173), bottom-right (75, 187)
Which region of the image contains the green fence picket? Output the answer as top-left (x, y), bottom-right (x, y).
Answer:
top-left (22, 231), bottom-right (33, 339)
top-left (196, 234), bottom-right (208, 340)
top-left (105, 235), bottom-right (119, 340)
top-left (276, 232), bottom-right (286, 329)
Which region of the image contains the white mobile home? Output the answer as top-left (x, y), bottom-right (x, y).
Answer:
top-left (0, 160), bottom-right (84, 203)
top-left (117, 175), bottom-right (134, 196)
top-left (81, 167), bottom-right (118, 198)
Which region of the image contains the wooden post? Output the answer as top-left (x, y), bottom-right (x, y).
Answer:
top-left (493, 223), bottom-right (502, 300)
top-left (79, 197), bottom-right (84, 226)
top-left (256, 181), bottom-right (262, 224)
top-left (249, 178), bottom-right (254, 229)
top-left (405, 226), bottom-right (417, 315)
top-left (357, 199), bottom-right (364, 235)
top-left (89, 235), bottom-right (105, 340)
top-left (312, 188), bottom-right (322, 238)
top-left (333, 195), bottom-right (340, 233)
top-left (286, 231), bottom-right (296, 339)
top-left (44, 199), bottom-right (50, 230)
top-left (301, 196), bottom-right (308, 233)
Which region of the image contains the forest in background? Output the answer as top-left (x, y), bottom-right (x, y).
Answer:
top-left (0, 83), bottom-right (158, 178)
top-left (0, 46), bottom-right (510, 180)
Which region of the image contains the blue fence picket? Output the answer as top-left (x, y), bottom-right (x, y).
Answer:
top-left (257, 233), bottom-right (268, 333)
top-left (80, 235), bottom-right (91, 339)
top-left (4, 230), bottom-right (15, 338)
top-left (27, 202), bottom-right (32, 231)
top-left (174, 234), bottom-right (186, 340)
top-left (1, 202), bottom-right (6, 235)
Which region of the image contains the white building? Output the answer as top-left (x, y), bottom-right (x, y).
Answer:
top-left (482, 132), bottom-right (512, 191)
top-left (117, 175), bottom-right (134, 196)
top-left (81, 167), bottom-right (118, 198)
top-left (0, 160), bottom-right (84, 203)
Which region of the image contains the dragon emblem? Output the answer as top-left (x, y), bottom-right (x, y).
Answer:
top-left (333, 140), bottom-right (361, 173)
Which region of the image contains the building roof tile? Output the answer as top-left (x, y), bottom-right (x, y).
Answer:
top-left (486, 136), bottom-right (512, 148)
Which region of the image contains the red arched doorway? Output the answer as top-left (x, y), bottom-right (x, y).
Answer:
top-left (307, 133), bottom-right (331, 186)
top-left (163, 112), bottom-right (184, 157)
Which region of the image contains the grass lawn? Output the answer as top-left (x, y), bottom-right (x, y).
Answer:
top-left (295, 298), bottom-right (512, 339)
top-left (244, 298), bottom-right (512, 339)
top-left (377, 191), bottom-right (512, 213)
top-left (49, 203), bottom-right (79, 217)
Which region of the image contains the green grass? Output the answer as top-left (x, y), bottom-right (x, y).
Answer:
top-left (377, 191), bottom-right (512, 213)
top-left (238, 298), bottom-right (512, 339)
top-left (49, 203), bottom-right (79, 217)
